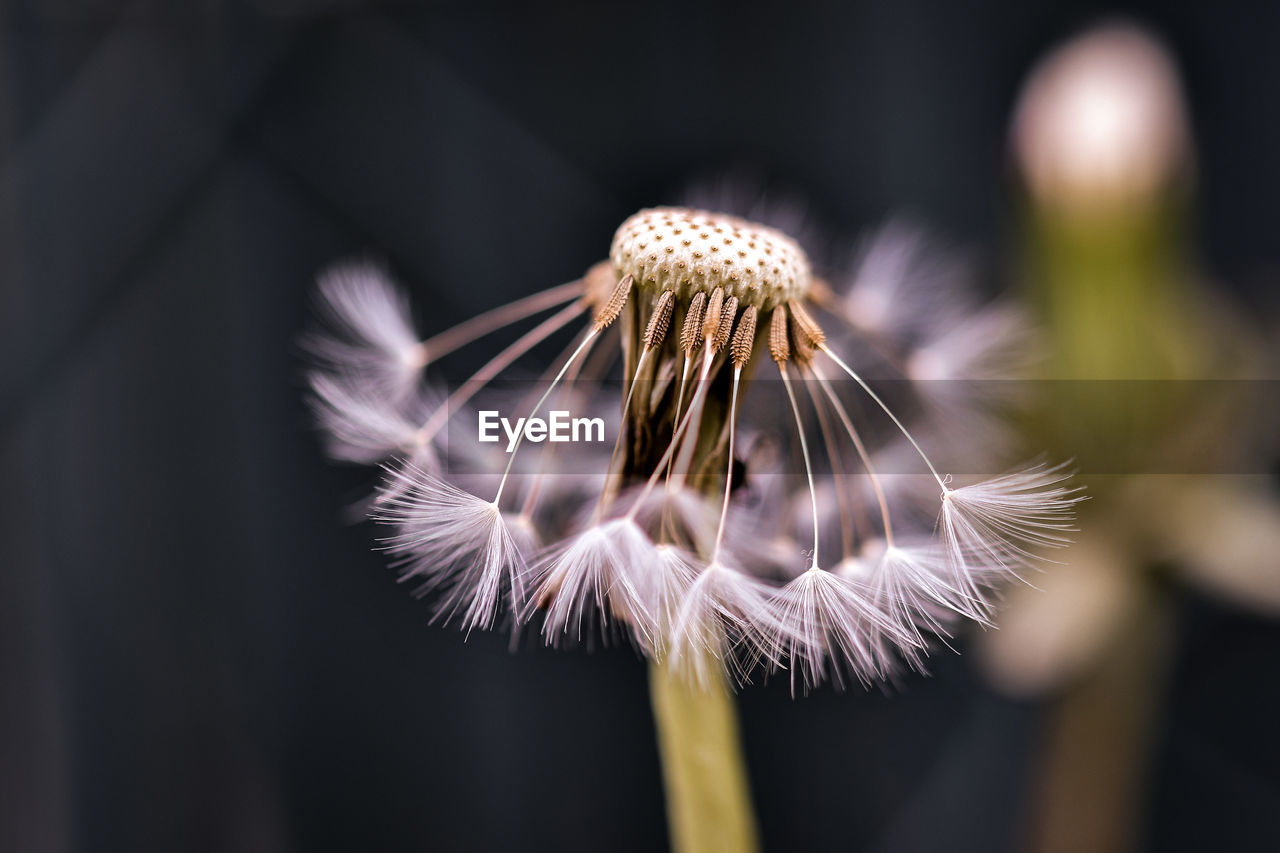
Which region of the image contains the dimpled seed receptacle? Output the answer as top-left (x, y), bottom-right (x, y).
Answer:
top-left (610, 207), bottom-right (811, 310)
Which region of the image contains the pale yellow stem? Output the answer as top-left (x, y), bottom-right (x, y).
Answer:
top-left (649, 658), bottom-right (760, 853)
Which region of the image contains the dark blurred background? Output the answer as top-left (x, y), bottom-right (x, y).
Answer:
top-left (2, 2), bottom-right (1277, 852)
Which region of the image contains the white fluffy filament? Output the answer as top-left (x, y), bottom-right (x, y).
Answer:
top-left (770, 567), bottom-right (905, 691)
top-left (939, 462), bottom-right (1082, 610)
top-left (375, 464), bottom-right (528, 633)
top-left (669, 563), bottom-right (784, 688)
top-left (534, 518), bottom-right (658, 647)
top-left (308, 263), bottom-right (425, 402)
top-left (307, 372), bottom-right (429, 466)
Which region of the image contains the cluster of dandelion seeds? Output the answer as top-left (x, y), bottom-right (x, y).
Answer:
top-left (306, 207), bottom-right (1082, 691)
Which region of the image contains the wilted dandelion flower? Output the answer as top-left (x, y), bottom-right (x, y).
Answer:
top-left (306, 206), bottom-right (1081, 691)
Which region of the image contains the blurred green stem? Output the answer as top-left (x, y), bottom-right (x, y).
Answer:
top-left (649, 659), bottom-right (759, 853)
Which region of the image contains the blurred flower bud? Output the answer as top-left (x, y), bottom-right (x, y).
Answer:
top-left (1013, 21), bottom-right (1192, 213)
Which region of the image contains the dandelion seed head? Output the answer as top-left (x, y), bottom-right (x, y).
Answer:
top-left (305, 202), bottom-right (1081, 693)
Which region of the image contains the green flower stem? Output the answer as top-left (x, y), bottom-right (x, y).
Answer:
top-left (648, 659), bottom-right (760, 853)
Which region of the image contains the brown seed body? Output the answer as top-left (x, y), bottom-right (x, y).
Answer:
top-left (680, 291), bottom-right (708, 354)
top-left (731, 305), bottom-right (758, 368)
top-left (712, 296), bottom-right (739, 354)
top-left (593, 274), bottom-right (633, 330)
top-left (769, 306), bottom-right (791, 364)
top-left (645, 290), bottom-right (676, 350)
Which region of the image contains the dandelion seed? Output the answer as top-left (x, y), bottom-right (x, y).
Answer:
top-left (850, 542), bottom-right (965, 674)
top-left (773, 567), bottom-right (905, 690)
top-left (669, 561), bottom-right (784, 688)
top-left (906, 302), bottom-right (1035, 450)
top-left (939, 462), bottom-right (1085, 607)
top-left (307, 372), bottom-right (433, 467)
top-left (840, 224), bottom-right (978, 347)
top-left (374, 464), bottom-right (527, 633)
top-left (305, 263), bottom-right (426, 403)
top-left (534, 517), bottom-right (658, 647)
top-left (645, 545), bottom-right (700, 656)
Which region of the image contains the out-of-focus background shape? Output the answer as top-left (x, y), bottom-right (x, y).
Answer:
top-left (1, 2), bottom-right (1276, 852)
top-left (980, 21), bottom-right (1280, 853)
